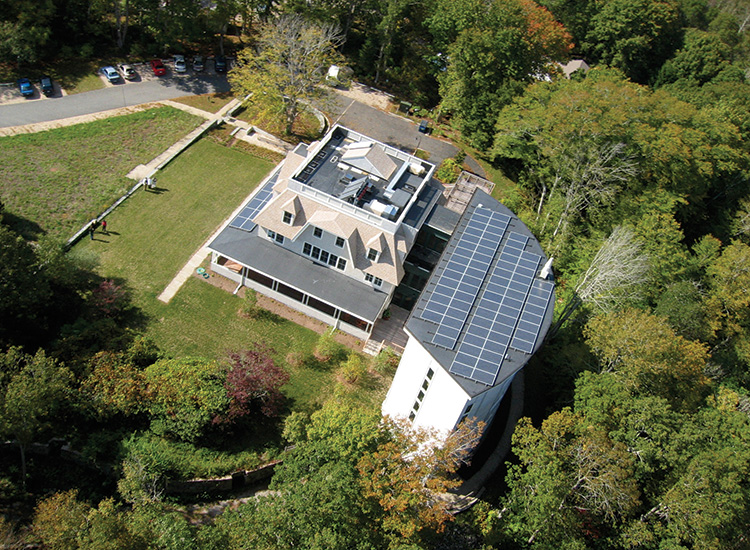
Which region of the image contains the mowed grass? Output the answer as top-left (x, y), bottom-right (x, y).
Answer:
top-left (0, 106), bottom-right (202, 239)
top-left (77, 138), bottom-right (275, 301)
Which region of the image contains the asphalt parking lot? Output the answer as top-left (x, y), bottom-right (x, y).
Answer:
top-left (0, 57), bottom-right (230, 107)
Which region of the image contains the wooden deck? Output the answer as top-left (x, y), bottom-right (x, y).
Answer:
top-left (365, 304), bottom-right (411, 355)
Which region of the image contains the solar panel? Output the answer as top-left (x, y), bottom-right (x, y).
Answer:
top-left (229, 177), bottom-right (276, 232)
top-left (420, 207), bottom-right (510, 349)
top-left (509, 278), bottom-right (554, 353)
top-left (448, 236), bottom-right (546, 386)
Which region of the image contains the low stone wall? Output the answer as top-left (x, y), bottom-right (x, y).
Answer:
top-left (165, 460), bottom-right (280, 496)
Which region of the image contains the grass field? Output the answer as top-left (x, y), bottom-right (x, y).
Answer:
top-left (0, 106), bottom-right (202, 239)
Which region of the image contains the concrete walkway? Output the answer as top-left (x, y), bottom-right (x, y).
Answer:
top-left (127, 98), bottom-right (242, 181)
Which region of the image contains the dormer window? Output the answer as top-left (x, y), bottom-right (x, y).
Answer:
top-left (335, 236), bottom-right (345, 248)
top-left (282, 211), bottom-right (293, 225)
top-left (367, 248), bottom-right (379, 261)
top-left (313, 227), bottom-right (323, 238)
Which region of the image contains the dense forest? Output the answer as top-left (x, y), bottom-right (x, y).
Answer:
top-left (2, 0), bottom-right (750, 547)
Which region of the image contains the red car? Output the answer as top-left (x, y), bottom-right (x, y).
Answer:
top-left (150, 59), bottom-right (166, 76)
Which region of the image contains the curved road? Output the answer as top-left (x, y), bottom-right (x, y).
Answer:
top-left (0, 75), bottom-right (230, 128)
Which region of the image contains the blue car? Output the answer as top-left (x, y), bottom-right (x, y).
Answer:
top-left (18, 77), bottom-right (33, 97)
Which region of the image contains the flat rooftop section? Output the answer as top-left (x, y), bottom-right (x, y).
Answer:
top-left (209, 225), bottom-right (388, 322)
top-left (406, 190), bottom-right (555, 397)
top-left (294, 125), bottom-right (435, 225)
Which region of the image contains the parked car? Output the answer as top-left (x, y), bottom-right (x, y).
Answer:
top-left (40, 75), bottom-right (54, 96)
top-left (214, 55), bottom-right (227, 73)
top-left (174, 55), bottom-right (187, 73)
top-left (151, 58), bottom-right (166, 76)
top-left (193, 56), bottom-right (204, 72)
top-left (418, 119), bottom-right (430, 134)
top-left (118, 63), bottom-right (137, 80)
top-left (17, 77), bottom-right (33, 97)
top-left (101, 66), bottom-right (120, 83)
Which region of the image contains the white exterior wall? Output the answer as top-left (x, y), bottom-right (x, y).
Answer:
top-left (382, 337), bottom-right (469, 437)
top-left (382, 336), bottom-right (516, 438)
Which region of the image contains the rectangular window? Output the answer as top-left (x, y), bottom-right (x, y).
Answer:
top-left (303, 242), bottom-right (312, 255)
top-left (339, 311), bottom-right (369, 331)
top-left (245, 268), bottom-right (274, 288)
top-left (335, 236), bottom-right (345, 248)
top-left (328, 254), bottom-right (338, 267)
top-left (427, 368), bottom-right (434, 380)
top-left (320, 250), bottom-right (329, 264)
top-left (365, 273), bottom-right (374, 283)
top-left (367, 248), bottom-right (379, 261)
top-left (307, 296), bottom-right (337, 317)
top-left (373, 277), bottom-right (382, 287)
top-left (275, 233), bottom-right (284, 244)
top-left (337, 258), bottom-right (347, 270)
top-left (313, 227), bottom-right (323, 238)
top-left (311, 246), bottom-right (320, 260)
top-left (277, 282), bottom-right (304, 302)
top-left (282, 211), bottom-right (293, 225)
top-left (267, 230), bottom-right (284, 244)
top-left (418, 390), bottom-right (424, 401)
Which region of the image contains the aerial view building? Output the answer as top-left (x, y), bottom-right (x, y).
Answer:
top-left (381, 190), bottom-right (555, 439)
top-left (208, 125), bottom-right (441, 339)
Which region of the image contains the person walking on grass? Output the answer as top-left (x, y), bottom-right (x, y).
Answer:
top-left (89, 221), bottom-right (96, 240)
top-left (101, 219), bottom-right (108, 235)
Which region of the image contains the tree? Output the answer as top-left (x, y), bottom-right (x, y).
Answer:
top-left (358, 418), bottom-right (484, 543)
top-left (142, 358), bottom-right (228, 442)
top-left (551, 226), bottom-right (650, 335)
top-left (583, 308), bottom-right (710, 410)
top-left (0, 349), bottom-right (73, 488)
top-left (33, 490), bottom-right (91, 550)
top-left (429, 0), bottom-right (572, 148)
top-left (655, 29), bottom-right (742, 87)
top-left (499, 409), bottom-right (640, 547)
top-left (229, 15), bottom-right (344, 135)
top-left (583, 0), bottom-right (682, 83)
top-left (217, 346), bottom-right (290, 422)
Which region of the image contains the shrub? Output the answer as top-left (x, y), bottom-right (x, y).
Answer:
top-left (315, 327), bottom-right (341, 361)
top-left (371, 347), bottom-right (400, 375)
top-left (240, 289), bottom-right (259, 318)
top-left (339, 354), bottom-right (367, 384)
top-left (436, 158), bottom-right (462, 184)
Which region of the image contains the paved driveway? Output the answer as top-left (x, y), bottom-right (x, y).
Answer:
top-left (0, 69), bottom-right (230, 128)
top-left (319, 91), bottom-right (484, 175)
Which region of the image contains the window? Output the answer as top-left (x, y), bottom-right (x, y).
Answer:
top-left (302, 243), bottom-right (347, 271)
top-left (411, 369), bottom-right (434, 423)
top-left (335, 236), bottom-right (345, 248)
top-left (267, 230), bottom-right (284, 244)
top-left (365, 273), bottom-right (383, 287)
top-left (367, 248), bottom-right (379, 261)
top-left (282, 211), bottom-right (293, 225)
top-left (313, 227), bottom-right (323, 238)
top-left (427, 368), bottom-right (434, 379)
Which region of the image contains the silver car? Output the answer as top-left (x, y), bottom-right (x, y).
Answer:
top-left (174, 55), bottom-right (187, 73)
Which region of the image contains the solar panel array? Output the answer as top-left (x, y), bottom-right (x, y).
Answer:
top-left (510, 278), bottom-right (554, 354)
top-left (420, 208), bottom-right (510, 349)
top-left (229, 177), bottom-right (276, 232)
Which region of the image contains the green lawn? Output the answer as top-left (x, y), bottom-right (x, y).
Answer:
top-left (0, 106), bottom-right (202, 239)
top-left (76, 138), bottom-right (275, 302)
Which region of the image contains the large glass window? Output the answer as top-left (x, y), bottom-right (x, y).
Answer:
top-left (306, 296), bottom-right (337, 317)
top-left (245, 268), bottom-right (274, 288)
top-left (339, 311), bottom-right (370, 332)
top-left (277, 282), bottom-right (304, 302)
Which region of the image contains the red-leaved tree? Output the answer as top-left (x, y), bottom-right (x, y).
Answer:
top-left (216, 347), bottom-right (290, 424)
